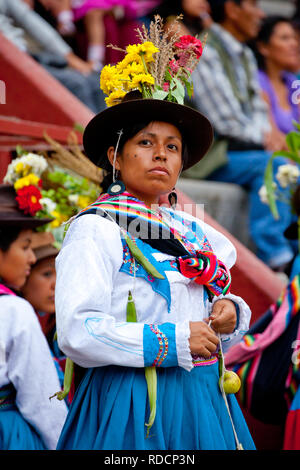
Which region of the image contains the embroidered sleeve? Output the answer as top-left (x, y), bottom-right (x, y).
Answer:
top-left (55, 215), bottom-right (194, 371)
top-left (143, 323), bottom-right (177, 367)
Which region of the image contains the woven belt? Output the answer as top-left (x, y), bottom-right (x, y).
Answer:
top-left (192, 354), bottom-right (218, 367)
top-left (0, 384), bottom-right (16, 410)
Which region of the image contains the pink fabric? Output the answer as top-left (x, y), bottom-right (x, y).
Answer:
top-left (72, 0), bottom-right (137, 21)
top-left (0, 283), bottom-right (16, 296)
top-left (75, 14), bottom-right (141, 64)
top-left (225, 298), bottom-right (289, 367)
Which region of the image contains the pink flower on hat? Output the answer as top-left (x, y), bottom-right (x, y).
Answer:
top-left (174, 35), bottom-right (203, 59)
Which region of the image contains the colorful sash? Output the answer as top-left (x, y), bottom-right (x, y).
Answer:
top-left (177, 251), bottom-right (231, 296)
top-left (76, 192), bottom-right (231, 298)
top-left (225, 274), bottom-right (300, 425)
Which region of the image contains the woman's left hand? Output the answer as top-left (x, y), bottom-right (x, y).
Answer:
top-left (205, 299), bottom-right (237, 334)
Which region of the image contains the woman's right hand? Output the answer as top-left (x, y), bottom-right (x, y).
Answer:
top-left (189, 321), bottom-right (219, 358)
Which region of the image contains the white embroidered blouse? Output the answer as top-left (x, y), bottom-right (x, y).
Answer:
top-left (0, 294), bottom-right (68, 449)
top-left (55, 208), bottom-right (251, 372)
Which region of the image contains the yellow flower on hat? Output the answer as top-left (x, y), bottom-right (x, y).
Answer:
top-left (131, 73), bottom-right (155, 88)
top-left (100, 64), bottom-right (122, 95)
top-left (121, 61), bottom-right (145, 78)
top-left (105, 89), bottom-right (127, 107)
top-left (126, 42), bottom-right (159, 62)
top-left (100, 40), bottom-right (159, 104)
top-left (14, 173), bottom-right (41, 190)
top-left (116, 53), bottom-right (143, 71)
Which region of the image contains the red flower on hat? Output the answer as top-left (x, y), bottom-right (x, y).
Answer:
top-left (174, 35), bottom-right (203, 59)
top-left (15, 185), bottom-right (42, 216)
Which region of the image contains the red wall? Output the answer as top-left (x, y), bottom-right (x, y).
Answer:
top-left (0, 33), bottom-right (94, 127)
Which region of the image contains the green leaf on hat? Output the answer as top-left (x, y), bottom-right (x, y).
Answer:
top-left (170, 78), bottom-right (185, 105)
top-left (152, 88), bottom-right (169, 100)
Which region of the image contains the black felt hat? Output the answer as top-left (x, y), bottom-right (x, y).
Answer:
top-left (83, 93), bottom-right (214, 171)
top-left (0, 184), bottom-right (52, 228)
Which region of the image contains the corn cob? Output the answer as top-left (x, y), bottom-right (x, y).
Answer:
top-left (49, 357), bottom-right (74, 401)
top-left (144, 365), bottom-right (157, 438)
top-left (122, 229), bottom-right (165, 280)
top-left (126, 290), bottom-right (157, 438)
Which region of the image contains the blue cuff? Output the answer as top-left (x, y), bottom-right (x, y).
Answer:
top-left (234, 302), bottom-right (240, 331)
top-left (143, 322), bottom-right (178, 367)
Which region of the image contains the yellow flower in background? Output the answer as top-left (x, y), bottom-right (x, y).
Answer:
top-left (77, 195), bottom-right (92, 208)
top-left (15, 161), bottom-right (24, 174)
top-left (14, 173), bottom-right (40, 190)
top-left (126, 42), bottom-right (159, 62)
top-left (105, 89), bottom-right (127, 107)
top-left (50, 210), bottom-right (68, 229)
top-left (20, 164), bottom-right (32, 177)
top-left (15, 162), bottom-right (31, 177)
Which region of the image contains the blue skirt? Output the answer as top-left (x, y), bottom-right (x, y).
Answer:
top-left (0, 385), bottom-right (45, 450)
top-left (57, 361), bottom-right (256, 450)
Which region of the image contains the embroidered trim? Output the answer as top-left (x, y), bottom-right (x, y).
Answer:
top-left (149, 324), bottom-right (169, 367)
top-left (192, 354), bottom-right (218, 367)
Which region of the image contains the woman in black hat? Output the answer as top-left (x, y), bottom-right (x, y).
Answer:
top-left (55, 18), bottom-right (255, 450)
top-left (0, 184), bottom-right (68, 450)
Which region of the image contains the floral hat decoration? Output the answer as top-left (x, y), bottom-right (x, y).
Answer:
top-left (3, 138), bottom-right (103, 247)
top-left (83, 15), bottom-right (213, 172)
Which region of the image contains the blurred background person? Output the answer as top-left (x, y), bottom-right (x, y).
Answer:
top-left (253, 16), bottom-right (300, 137)
top-left (70, 1), bottom-right (138, 70)
top-left (21, 231), bottom-right (74, 405)
top-left (183, 0), bottom-right (296, 275)
top-left (0, 0), bottom-right (105, 113)
top-left (21, 231), bottom-right (57, 339)
top-left (149, 0), bottom-right (212, 35)
top-left (0, 184), bottom-right (68, 450)
top-left (28, 0), bottom-right (145, 67)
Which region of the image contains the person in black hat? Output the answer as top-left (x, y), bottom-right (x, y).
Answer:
top-left (0, 183), bottom-right (68, 450)
top-left (54, 16), bottom-right (255, 450)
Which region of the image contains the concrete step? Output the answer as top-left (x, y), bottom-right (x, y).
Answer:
top-left (260, 0), bottom-right (295, 17)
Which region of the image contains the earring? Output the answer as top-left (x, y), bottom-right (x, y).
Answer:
top-left (107, 179), bottom-right (126, 195)
top-left (108, 130), bottom-right (125, 196)
top-left (168, 188), bottom-right (177, 209)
